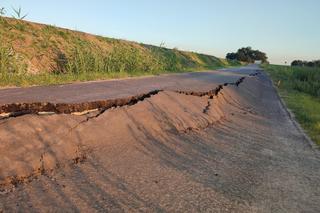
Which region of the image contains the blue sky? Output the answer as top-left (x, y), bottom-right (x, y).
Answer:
top-left (2, 0), bottom-right (319, 64)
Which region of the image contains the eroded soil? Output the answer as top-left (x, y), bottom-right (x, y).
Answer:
top-left (0, 66), bottom-right (319, 212)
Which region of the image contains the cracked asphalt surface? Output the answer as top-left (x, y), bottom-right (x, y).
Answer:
top-left (0, 67), bottom-right (252, 104)
top-left (0, 65), bottom-right (319, 212)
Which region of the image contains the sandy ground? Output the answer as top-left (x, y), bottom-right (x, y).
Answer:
top-left (0, 66), bottom-right (319, 212)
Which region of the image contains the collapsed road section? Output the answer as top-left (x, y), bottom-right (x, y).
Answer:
top-left (0, 74), bottom-right (257, 119)
top-left (0, 66), bottom-right (319, 212)
top-left (0, 73), bottom-right (257, 187)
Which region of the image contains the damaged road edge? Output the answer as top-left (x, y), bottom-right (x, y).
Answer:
top-left (0, 72), bottom-right (260, 191)
top-left (0, 90), bottom-right (162, 119)
top-left (0, 72), bottom-right (259, 120)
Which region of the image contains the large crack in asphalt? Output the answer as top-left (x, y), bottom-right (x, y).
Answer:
top-left (0, 74), bottom-right (257, 121)
top-left (0, 72), bottom-right (260, 192)
top-left (0, 90), bottom-right (162, 118)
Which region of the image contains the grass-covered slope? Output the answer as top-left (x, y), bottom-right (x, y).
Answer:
top-left (263, 64), bottom-right (320, 146)
top-left (0, 17), bottom-right (241, 87)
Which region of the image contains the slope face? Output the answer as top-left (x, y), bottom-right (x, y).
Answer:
top-left (0, 69), bottom-right (319, 212)
top-left (0, 17), bottom-right (239, 76)
top-left (0, 74), bottom-right (247, 183)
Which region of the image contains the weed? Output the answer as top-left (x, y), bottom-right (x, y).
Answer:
top-left (14, 22), bottom-right (26, 31)
top-left (159, 41), bottom-right (165, 48)
top-left (53, 51), bottom-right (68, 73)
top-left (0, 41), bottom-right (27, 76)
top-left (97, 36), bottom-right (118, 44)
top-left (57, 30), bottom-right (69, 39)
top-left (0, 7), bottom-right (5, 16)
top-left (11, 7), bottom-right (28, 20)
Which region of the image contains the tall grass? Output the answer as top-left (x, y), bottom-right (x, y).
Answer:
top-left (55, 41), bottom-right (226, 75)
top-left (263, 64), bottom-right (320, 145)
top-left (57, 44), bottom-right (233, 76)
top-left (55, 44), bottom-right (165, 75)
top-left (291, 67), bottom-right (320, 97)
top-left (265, 65), bottom-right (320, 97)
top-left (145, 44), bottom-right (230, 72)
top-left (0, 41), bottom-right (26, 76)
top-left (0, 16), bottom-right (241, 87)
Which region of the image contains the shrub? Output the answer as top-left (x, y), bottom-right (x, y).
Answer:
top-left (53, 51), bottom-right (68, 73)
top-left (226, 47), bottom-right (268, 63)
top-left (291, 60), bottom-right (320, 68)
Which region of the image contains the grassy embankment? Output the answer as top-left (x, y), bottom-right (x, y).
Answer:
top-left (0, 17), bottom-right (242, 87)
top-left (263, 64), bottom-right (320, 146)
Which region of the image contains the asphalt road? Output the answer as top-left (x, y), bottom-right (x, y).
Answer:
top-left (0, 66), bottom-right (256, 104)
top-left (0, 65), bottom-right (319, 212)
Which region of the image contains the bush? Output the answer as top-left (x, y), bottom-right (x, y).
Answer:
top-left (226, 47), bottom-right (268, 63)
top-left (291, 60), bottom-right (320, 68)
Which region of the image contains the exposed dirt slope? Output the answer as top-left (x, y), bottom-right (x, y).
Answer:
top-left (0, 70), bottom-right (319, 212)
top-left (0, 75), bottom-right (248, 183)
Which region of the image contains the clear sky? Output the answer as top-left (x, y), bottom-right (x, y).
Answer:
top-left (1, 0), bottom-right (320, 64)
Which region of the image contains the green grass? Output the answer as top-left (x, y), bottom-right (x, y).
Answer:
top-left (0, 42), bottom-right (27, 76)
top-left (0, 39), bottom-right (239, 87)
top-left (0, 17), bottom-right (242, 87)
top-left (0, 72), bottom-right (149, 87)
top-left (263, 64), bottom-right (320, 146)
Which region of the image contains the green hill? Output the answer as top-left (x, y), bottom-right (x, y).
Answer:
top-left (0, 17), bottom-right (241, 87)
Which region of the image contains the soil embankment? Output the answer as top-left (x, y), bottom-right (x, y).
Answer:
top-left (0, 66), bottom-right (319, 212)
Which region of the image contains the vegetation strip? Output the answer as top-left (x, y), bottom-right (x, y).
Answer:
top-left (262, 64), bottom-right (320, 146)
top-left (0, 17), bottom-right (242, 87)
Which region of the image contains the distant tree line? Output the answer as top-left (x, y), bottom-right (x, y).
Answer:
top-left (226, 47), bottom-right (268, 63)
top-left (291, 60), bottom-right (320, 68)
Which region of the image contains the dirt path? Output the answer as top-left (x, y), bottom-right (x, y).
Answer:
top-left (0, 65), bottom-right (319, 212)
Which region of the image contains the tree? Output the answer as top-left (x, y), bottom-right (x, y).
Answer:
top-left (226, 47), bottom-right (268, 63)
top-left (307, 61), bottom-right (315, 67)
top-left (291, 60), bottom-right (303, 66)
top-left (226, 52), bottom-right (237, 60)
top-left (291, 60), bottom-right (320, 67)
